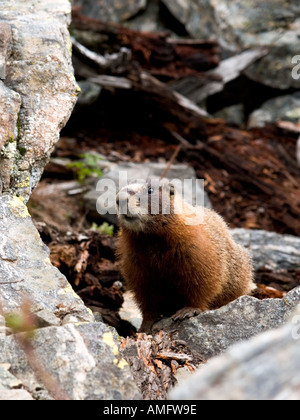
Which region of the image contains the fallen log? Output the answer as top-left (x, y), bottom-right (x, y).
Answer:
top-left (171, 48), bottom-right (269, 103)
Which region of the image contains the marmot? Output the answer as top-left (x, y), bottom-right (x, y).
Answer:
top-left (116, 179), bottom-right (255, 332)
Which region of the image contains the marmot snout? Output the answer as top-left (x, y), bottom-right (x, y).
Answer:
top-left (116, 180), bottom-right (255, 332)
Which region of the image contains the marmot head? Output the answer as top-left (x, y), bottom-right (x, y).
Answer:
top-left (116, 179), bottom-right (176, 233)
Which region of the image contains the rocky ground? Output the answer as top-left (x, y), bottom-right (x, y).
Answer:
top-left (0, 0), bottom-right (300, 401)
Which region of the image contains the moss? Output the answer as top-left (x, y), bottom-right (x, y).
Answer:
top-left (67, 153), bottom-right (103, 183)
top-left (17, 146), bottom-right (27, 157)
top-left (90, 222), bottom-right (114, 237)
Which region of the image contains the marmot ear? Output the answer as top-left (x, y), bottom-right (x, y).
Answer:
top-left (169, 184), bottom-right (175, 196)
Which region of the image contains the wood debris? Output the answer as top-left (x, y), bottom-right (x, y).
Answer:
top-left (121, 331), bottom-right (205, 400)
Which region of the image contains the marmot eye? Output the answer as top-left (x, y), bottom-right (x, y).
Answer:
top-left (148, 187), bottom-right (154, 194)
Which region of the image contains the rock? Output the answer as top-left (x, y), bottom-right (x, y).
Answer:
top-left (162, 0), bottom-right (216, 42)
top-left (0, 389), bottom-right (34, 400)
top-left (231, 228), bottom-right (300, 271)
top-left (0, 322), bottom-right (141, 400)
top-left (0, 363), bottom-right (33, 400)
top-left (0, 194), bottom-right (141, 400)
top-left (244, 33), bottom-right (300, 90)
top-left (248, 92), bottom-right (300, 128)
top-left (125, 0), bottom-right (167, 33)
top-left (0, 81), bottom-right (21, 154)
top-left (0, 315), bottom-right (6, 338)
top-left (154, 287), bottom-right (300, 360)
top-left (0, 194), bottom-right (93, 324)
top-left (73, 0), bottom-right (147, 23)
top-left (169, 304), bottom-right (300, 400)
top-left (162, 0), bottom-right (300, 90)
top-left (76, 80), bottom-right (102, 108)
top-left (214, 104), bottom-right (245, 127)
top-left (0, 0), bottom-right (78, 201)
top-left (0, 23), bottom-right (11, 80)
top-left (297, 137), bottom-right (300, 167)
top-left (0, 364), bottom-right (22, 390)
top-left (84, 161), bottom-right (212, 225)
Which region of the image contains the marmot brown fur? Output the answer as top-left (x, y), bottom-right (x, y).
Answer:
top-left (116, 179), bottom-right (255, 332)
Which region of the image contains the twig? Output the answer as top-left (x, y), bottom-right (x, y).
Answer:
top-left (71, 37), bottom-right (131, 73)
top-left (89, 75), bottom-right (132, 90)
top-left (156, 351), bottom-right (193, 363)
top-left (160, 144), bottom-right (182, 180)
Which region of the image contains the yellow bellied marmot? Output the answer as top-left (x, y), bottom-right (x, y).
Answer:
top-left (116, 179), bottom-right (255, 332)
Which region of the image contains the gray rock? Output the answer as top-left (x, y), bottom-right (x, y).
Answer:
top-left (84, 161), bottom-right (212, 225)
top-left (162, 0), bottom-right (300, 90)
top-left (169, 304), bottom-right (300, 400)
top-left (248, 92), bottom-right (300, 128)
top-left (0, 81), bottom-right (21, 154)
top-left (0, 0), bottom-right (78, 201)
top-left (244, 35), bottom-right (300, 90)
top-left (0, 315), bottom-right (6, 338)
top-left (0, 364), bottom-right (22, 390)
top-left (231, 228), bottom-right (300, 271)
top-left (34, 310), bottom-right (62, 328)
top-left (214, 104), bottom-right (245, 127)
top-left (0, 322), bottom-right (141, 400)
top-left (0, 194), bottom-right (93, 324)
top-left (0, 23), bottom-right (11, 80)
top-left (0, 363), bottom-right (33, 400)
top-left (125, 0), bottom-right (168, 33)
top-left (0, 389), bottom-right (34, 400)
top-left (77, 80), bottom-right (102, 107)
top-left (162, 0), bottom-right (217, 43)
top-left (154, 287), bottom-right (300, 360)
top-left (0, 192), bottom-right (140, 400)
top-left (73, 0), bottom-right (147, 23)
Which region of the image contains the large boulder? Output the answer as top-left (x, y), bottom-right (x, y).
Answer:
top-left (0, 194), bottom-right (141, 400)
top-left (73, 0), bottom-right (147, 23)
top-left (169, 304), bottom-right (300, 400)
top-left (154, 287), bottom-right (300, 360)
top-left (0, 194), bottom-right (93, 325)
top-left (0, 0), bottom-right (79, 202)
top-left (231, 228), bottom-right (300, 271)
top-left (162, 0), bottom-right (300, 90)
top-left (0, 323), bottom-right (141, 400)
top-left (248, 92), bottom-right (300, 128)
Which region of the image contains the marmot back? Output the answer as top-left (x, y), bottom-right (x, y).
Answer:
top-left (116, 180), bottom-right (255, 332)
